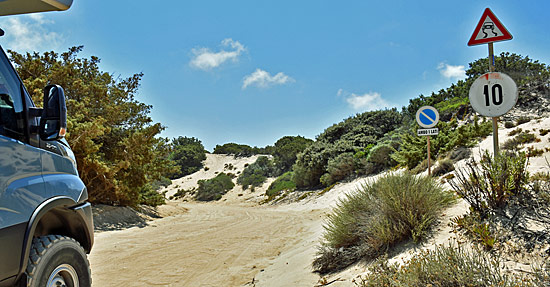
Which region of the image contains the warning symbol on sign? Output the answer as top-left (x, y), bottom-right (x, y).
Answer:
top-left (468, 8), bottom-right (512, 46)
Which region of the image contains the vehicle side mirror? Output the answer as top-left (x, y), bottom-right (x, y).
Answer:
top-left (39, 85), bottom-right (67, 141)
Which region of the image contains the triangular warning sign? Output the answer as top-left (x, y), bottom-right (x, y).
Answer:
top-left (468, 8), bottom-right (512, 46)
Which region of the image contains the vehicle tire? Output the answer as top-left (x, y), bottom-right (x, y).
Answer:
top-left (24, 235), bottom-right (91, 287)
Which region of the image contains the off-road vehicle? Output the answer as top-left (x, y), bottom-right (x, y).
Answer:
top-left (0, 26), bottom-right (93, 287)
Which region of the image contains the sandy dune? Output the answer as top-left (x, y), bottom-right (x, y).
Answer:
top-left (89, 115), bottom-right (550, 286)
top-left (89, 202), bottom-right (324, 286)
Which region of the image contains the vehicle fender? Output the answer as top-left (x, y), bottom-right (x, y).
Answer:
top-left (17, 196), bottom-right (92, 280)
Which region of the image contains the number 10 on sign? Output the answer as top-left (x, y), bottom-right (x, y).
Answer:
top-left (469, 72), bottom-right (517, 118)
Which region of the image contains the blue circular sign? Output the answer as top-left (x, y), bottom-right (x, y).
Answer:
top-left (416, 106), bottom-right (439, 128)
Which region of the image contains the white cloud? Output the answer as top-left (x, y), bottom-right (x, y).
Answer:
top-left (438, 63), bottom-right (466, 79)
top-left (344, 91), bottom-right (389, 111)
top-left (242, 68), bottom-right (294, 89)
top-left (190, 38), bottom-right (246, 70)
top-left (0, 15), bottom-right (62, 52)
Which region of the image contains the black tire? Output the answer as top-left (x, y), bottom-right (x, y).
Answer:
top-left (24, 235), bottom-right (91, 287)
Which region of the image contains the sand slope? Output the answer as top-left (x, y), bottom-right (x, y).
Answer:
top-left (89, 116), bottom-right (550, 286)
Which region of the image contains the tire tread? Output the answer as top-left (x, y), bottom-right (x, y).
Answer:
top-left (25, 235), bottom-right (90, 287)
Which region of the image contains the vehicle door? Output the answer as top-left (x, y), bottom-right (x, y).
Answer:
top-left (0, 46), bottom-right (45, 282)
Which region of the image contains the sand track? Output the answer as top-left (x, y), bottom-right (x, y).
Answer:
top-left (89, 202), bottom-right (324, 286)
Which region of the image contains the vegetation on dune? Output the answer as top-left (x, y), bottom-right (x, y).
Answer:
top-left (313, 173), bottom-right (455, 274)
top-left (213, 142), bottom-right (272, 157)
top-left (272, 135), bottom-right (313, 173)
top-left (266, 171), bottom-right (296, 198)
top-left (168, 136), bottom-right (207, 179)
top-left (448, 151), bottom-right (550, 252)
top-left (237, 156), bottom-right (277, 191)
top-left (293, 109), bottom-right (403, 188)
top-left (392, 116), bottom-right (492, 170)
top-left (195, 173), bottom-right (235, 201)
top-left (355, 244), bottom-right (541, 287)
top-left (10, 46), bottom-right (176, 206)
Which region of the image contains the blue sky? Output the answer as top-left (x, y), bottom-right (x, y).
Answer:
top-left (1, 0), bottom-right (549, 151)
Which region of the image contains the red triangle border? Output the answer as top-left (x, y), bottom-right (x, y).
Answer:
top-left (468, 8), bottom-right (513, 46)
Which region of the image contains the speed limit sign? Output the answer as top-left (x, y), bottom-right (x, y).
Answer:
top-left (469, 72), bottom-right (518, 117)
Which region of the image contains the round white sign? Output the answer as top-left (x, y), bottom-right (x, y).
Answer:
top-left (469, 72), bottom-right (518, 117)
top-left (415, 106), bottom-right (439, 128)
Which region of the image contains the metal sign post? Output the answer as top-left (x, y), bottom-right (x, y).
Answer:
top-left (468, 8), bottom-right (514, 158)
top-left (488, 43), bottom-right (500, 155)
top-left (416, 106), bottom-right (439, 176)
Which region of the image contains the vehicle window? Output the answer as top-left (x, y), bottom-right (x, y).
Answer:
top-left (0, 50), bottom-right (25, 141)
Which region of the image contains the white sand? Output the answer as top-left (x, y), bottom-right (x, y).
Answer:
top-left (90, 115), bottom-right (550, 286)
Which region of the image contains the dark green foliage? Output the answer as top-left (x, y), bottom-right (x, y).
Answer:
top-left (173, 188), bottom-right (192, 199)
top-left (540, 129), bottom-right (550, 136)
top-left (451, 213), bottom-right (496, 250)
top-left (406, 53), bottom-right (550, 124)
top-left (213, 143), bottom-right (268, 157)
top-left (138, 184), bottom-right (166, 206)
top-left (508, 128), bottom-right (523, 136)
top-left (393, 117), bottom-right (492, 169)
top-left (503, 131), bottom-right (537, 151)
top-left (432, 159), bottom-right (454, 177)
top-left (404, 80), bottom-right (472, 122)
top-left (266, 171), bottom-right (296, 198)
top-left (504, 121), bottom-right (516, 128)
top-left (313, 173), bottom-right (455, 273)
top-left (450, 151), bottom-right (529, 216)
top-left (466, 52), bottom-right (550, 86)
top-left (150, 176), bottom-right (172, 191)
top-left (195, 173), bottom-right (235, 201)
top-left (272, 135), bottom-right (313, 173)
top-left (517, 116), bottom-right (531, 125)
top-left (526, 147), bottom-right (544, 157)
top-left (9, 46), bottom-right (176, 206)
top-left (449, 146), bottom-right (471, 162)
top-left (237, 156), bottom-right (277, 190)
top-left (321, 153), bottom-right (355, 186)
top-left (364, 144), bottom-right (397, 175)
top-left (356, 245), bottom-right (529, 287)
top-left (293, 109), bottom-right (403, 188)
top-left (168, 136), bottom-right (206, 179)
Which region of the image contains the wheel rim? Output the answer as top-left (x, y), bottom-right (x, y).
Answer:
top-left (47, 264), bottom-right (79, 287)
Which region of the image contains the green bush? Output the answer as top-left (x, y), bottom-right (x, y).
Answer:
top-left (10, 47), bottom-right (176, 207)
top-left (503, 131), bottom-right (537, 150)
top-left (168, 136), bottom-right (207, 179)
top-left (504, 121), bottom-right (516, 128)
top-left (450, 151), bottom-right (529, 216)
top-left (508, 128), bottom-right (523, 136)
top-left (393, 117), bottom-right (492, 170)
top-left (517, 116), bottom-right (531, 125)
top-left (313, 173), bottom-right (455, 274)
top-left (237, 156), bottom-right (276, 190)
top-left (195, 173), bottom-right (235, 201)
top-left (356, 244), bottom-right (530, 287)
top-left (365, 144), bottom-right (396, 174)
top-left (138, 185), bottom-right (166, 206)
top-left (292, 109), bottom-right (403, 189)
top-left (266, 171), bottom-right (296, 198)
top-left (213, 143), bottom-right (267, 157)
top-left (272, 136), bottom-right (313, 173)
top-left (432, 159), bottom-right (455, 177)
top-left (540, 129), bottom-right (550, 136)
top-left (150, 176), bottom-right (172, 191)
top-left (449, 146), bottom-right (471, 162)
top-left (323, 153), bottom-right (355, 186)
